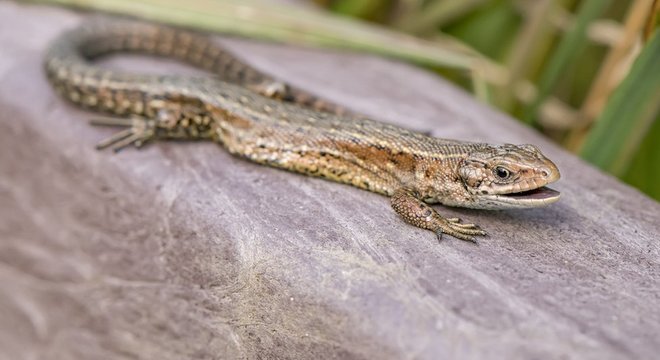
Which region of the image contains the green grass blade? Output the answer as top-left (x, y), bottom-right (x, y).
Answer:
top-left (579, 29), bottom-right (660, 176)
top-left (395, 0), bottom-right (486, 35)
top-left (522, 0), bottom-right (612, 125)
top-left (330, 0), bottom-right (389, 20)
top-left (623, 117), bottom-right (660, 201)
top-left (29, 0), bottom-right (480, 72)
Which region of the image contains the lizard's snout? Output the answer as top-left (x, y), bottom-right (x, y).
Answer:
top-left (539, 159), bottom-right (560, 183)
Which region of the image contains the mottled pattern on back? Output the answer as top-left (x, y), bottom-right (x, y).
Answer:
top-left (43, 20), bottom-right (560, 242)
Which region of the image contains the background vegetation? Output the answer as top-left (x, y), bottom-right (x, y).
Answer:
top-left (33, 0), bottom-right (660, 200)
top-left (318, 0), bottom-right (660, 200)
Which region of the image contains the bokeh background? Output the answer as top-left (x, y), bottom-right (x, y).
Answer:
top-left (314, 0), bottom-right (659, 201)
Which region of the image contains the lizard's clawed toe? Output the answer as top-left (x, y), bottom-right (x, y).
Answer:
top-left (441, 219), bottom-right (487, 243)
top-left (91, 116), bottom-right (156, 152)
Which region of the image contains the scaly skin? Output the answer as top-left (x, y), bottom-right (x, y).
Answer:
top-left (44, 20), bottom-right (561, 242)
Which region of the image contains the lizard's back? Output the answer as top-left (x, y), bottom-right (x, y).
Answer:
top-left (44, 19), bottom-right (560, 242)
top-left (44, 20), bottom-right (483, 196)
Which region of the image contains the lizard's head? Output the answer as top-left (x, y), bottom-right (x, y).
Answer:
top-left (458, 144), bottom-right (560, 209)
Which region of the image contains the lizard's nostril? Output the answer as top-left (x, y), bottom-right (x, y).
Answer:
top-left (541, 169), bottom-right (550, 178)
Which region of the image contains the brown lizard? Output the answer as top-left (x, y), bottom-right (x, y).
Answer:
top-left (44, 20), bottom-right (561, 242)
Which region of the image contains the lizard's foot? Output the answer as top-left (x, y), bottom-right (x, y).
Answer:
top-left (90, 116), bottom-right (157, 152)
top-left (391, 188), bottom-right (487, 243)
top-left (435, 218), bottom-right (487, 243)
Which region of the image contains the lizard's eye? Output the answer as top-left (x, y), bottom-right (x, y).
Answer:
top-left (494, 166), bottom-right (511, 180)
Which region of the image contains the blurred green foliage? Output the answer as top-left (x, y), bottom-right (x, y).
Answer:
top-left (624, 115), bottom-right (660, 200)
top-left (319, 0), bottom-right (659, 201)
top-left (443, 0), bottom-right (520, 60)
top-left (580, 29), bottom-right (659, 176)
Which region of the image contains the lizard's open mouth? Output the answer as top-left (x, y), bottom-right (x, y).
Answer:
top-left (501, 186), bottom-right (560, 201)
top-left (479, 185), bottom-right (561, 209)
top-left (485, 185), bottom-right (561, 209)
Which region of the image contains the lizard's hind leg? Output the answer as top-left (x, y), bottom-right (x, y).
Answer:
top-left (89, 104), bottom-right (219, 152)
top-left (90, 116), bottom-right (158, 152)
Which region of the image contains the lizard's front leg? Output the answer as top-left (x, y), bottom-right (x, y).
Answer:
top-left (391, 188), bottom-right (487, 242)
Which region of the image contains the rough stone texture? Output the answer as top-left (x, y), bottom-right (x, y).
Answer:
top-left (1, 2), bottom-right (659, 360)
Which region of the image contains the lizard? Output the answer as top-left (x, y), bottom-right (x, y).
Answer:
top-left (43, 20), bottom-right (561, 242)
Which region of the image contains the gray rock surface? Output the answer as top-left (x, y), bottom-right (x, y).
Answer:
top-left (0, 2), bottom-right (658, 359)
